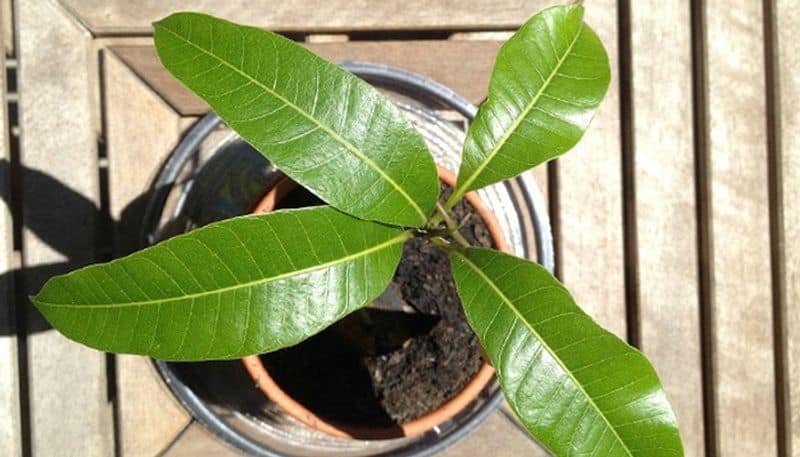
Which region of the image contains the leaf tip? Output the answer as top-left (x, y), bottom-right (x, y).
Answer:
top-left (152, 11), bottom-right (197, 34)
top-left (151, 13), bottom-right (178, 31)
top-left (28, 292), bottom-right (47, 313)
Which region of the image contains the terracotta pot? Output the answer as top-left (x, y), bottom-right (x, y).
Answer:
top-left (241, 167), bottom-right (509, 440)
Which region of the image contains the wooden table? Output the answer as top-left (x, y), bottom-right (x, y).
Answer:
top-left (1, 1), bottom-right (797, 456)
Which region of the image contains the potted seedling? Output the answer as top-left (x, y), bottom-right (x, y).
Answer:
top-left (234, 164), bottom-right (509, 441)
top-left (32, 3), bottom-right (684, 456)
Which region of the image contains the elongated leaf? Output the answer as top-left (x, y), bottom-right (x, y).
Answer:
top-left (154, 12), bottom-right (438, 227)
top-left (452, 5), bottom-right (610, 202)
top-left (31, 207), bottom-right (408, 361)
top-left (449, 248), bottom-right (683, 456)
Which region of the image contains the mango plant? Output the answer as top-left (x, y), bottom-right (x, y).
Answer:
top-left (32, 4), bottom-right (684, 456)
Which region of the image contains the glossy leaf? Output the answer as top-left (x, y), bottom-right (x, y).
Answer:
top-left (449, 248), bottom-right (683, 456)
top-left (451, 5), bottom-right (610, 204)
top-left (154, 12), bottom-right (438, 227)
top-left (31, 207), bottom-right (409, 361)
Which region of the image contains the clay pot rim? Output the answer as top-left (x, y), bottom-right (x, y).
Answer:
top-left (241, 166), bottom-right (509, 440)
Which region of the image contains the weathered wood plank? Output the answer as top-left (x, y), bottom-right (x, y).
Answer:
top-left (555, 0), bottom-right (626, 337)
top-left (111, 40), bottom-right (504, 116)
top-left (309, 40), bottom-right (499, 105)
top-left (775, 1), bottom-right (799, 455)
top-left (17, 1), bottom-right (114, 455)
top-left (61, 0), bottom-right (556, 35)
top-left (163, 422), bottom-right (241, 457)
top-left (103, 49), bottom-right (193, 457)
top-left (0, 6), bottom-right (21, 454)
top-left (705, 1), bottom-right (777, 455)
top-left (1, 0), bottom-right (11, 56)
top-left (444, 404), bottom-right (549, 456)
top-left (629, 1), bottom-right (705, 455)
top-left (116, 357), bottom-right (190, 456)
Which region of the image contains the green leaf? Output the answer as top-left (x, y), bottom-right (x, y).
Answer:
top-left (31, 207), bottom-right (409, 361)
top-left (154, 12), bottom-right (438, 227)
top-left (449, 248), bottom-right (683, 457)
top-left (451, 5), bottom-right (610, 204)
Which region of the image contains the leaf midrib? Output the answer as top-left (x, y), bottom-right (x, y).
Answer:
top-left (155, 22), bottom-right (427, 224)
top-left (452, 250), bottom-right (633, 457)
top-left (35, 232), bottom-right (410, 310)
top-left (451, 17), bottom-right (584, 202)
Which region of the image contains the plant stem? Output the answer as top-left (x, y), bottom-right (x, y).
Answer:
top-left (435, 203), bottom-right (471, 248)
top-left (428, 189), bottom-right (461, 227)
top-left (443, 189), bottom-right (464, 212)
top-left (430, 236), bottom-right (452, 250)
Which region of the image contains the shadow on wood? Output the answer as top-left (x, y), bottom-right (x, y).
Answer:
top-left (0, 158), bottom-right (167, 336)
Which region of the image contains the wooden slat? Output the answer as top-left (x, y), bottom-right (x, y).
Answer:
top-left (775, 1), bottom-right (799, 455)
top-left (704, 1), bottom-right (777, 455)
top-left (60, 0), bottom-right (554, 35)
top-left (555, 0), bottom-right (625, 337)
top-left (309, 40), bottom-right (499, 104)
top-left (116, 357), bottom-right (190, 456)
top-left (1, 0), bottom-right (11, 56)
top-left (111, 40), bottom-right (505, 117)
top-left (17, 1), bottom-right (114, 455)
top-left (0, 6), bottom-right (21, 454)
top-left (103, 49), bottom-right (193, 456)
top-left (445, 404), bottom-right (549, 456)
top-left (629, 1), bottom-right (705, 455)
top-left (163, 422), bottom-right (240, 457)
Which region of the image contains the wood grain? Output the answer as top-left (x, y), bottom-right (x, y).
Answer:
top-left (555, 0), bottom-right (626, 337)
top-left (705, 1), bottom-right (777, 455)
top-left (17, 1), bottom-right (114, 455)
top-left (60, 0), bottom-right (554, 35)
top-left (775, 1), bottom-right (799, 455)
top-left (628, 1), bottom-right (705, 455)
top-left (103, 49), bottom-right (193, 457)
top-left (111, 40), bottom-right (504, 116)
top-left (0, 6), bottom-right (21, 454)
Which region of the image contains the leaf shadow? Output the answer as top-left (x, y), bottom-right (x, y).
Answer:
top-left (0, 158), bottom-right (169, 336)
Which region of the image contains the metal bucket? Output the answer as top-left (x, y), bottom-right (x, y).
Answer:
top-left (141, 62), bottom-right (553, 457)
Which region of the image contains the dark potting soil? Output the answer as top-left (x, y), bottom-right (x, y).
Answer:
top-left (260, 184), bottom-right (494, 427)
